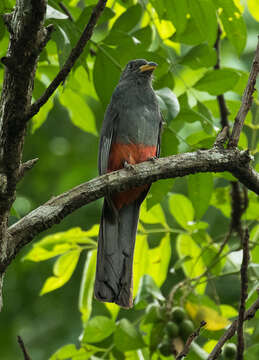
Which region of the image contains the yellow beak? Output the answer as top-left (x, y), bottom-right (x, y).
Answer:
top-left (139, 63), bottom-right (157, 72)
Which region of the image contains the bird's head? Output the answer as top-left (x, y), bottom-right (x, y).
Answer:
top-left (120, 59), bottom-right (157, 82)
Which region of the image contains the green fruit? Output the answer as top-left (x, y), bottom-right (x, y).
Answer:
top-left (145, 304), bottom-right (163, 323)
top-left (171, 306), bottom-right (186, 323)
top-left (179, 319), bottom-right (195, 340)
top-left (165, 321), bottom-right (179, 338)
top-left (158, 342), bottom-right (172, 357)
top-left (222, 343), bottom-right (237, 359)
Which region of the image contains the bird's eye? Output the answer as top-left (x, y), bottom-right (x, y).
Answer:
top-left (128, 63), bottom-right (134, 70)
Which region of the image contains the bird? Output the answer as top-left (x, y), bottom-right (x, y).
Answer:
top-left (94, 59), bottom-right (162, 308)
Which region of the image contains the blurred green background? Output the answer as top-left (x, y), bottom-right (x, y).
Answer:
top-left (0, 0), bottom-right (259, 359)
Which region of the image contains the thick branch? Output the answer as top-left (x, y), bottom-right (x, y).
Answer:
top-left (229, 36), bottom-right (259, 147)
top-left (0, 0), bottom-right (47, 276)
top-left (3, 148), bottom-right (258, 272)
top-left (26, 0), bottom-right (107, 120)
top-left (208, 291), bottom-right (259, 360)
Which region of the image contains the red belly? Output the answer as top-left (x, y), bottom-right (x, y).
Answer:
top-left (108, 143), bottom-right (157, 209)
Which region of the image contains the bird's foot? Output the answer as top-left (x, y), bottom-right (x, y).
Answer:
top-left (123, 161), bottom-right (135, 170)
top-left (148, 156), bottom-right (158, 162)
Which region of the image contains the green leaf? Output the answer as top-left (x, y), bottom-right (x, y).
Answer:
top-left (215, 0), bottom-right (247, 55)
top-left (147, 179), bottom-right (174, 210)
top-left (28, 227), bottom-right (97, 250)
top-left (135, 274), bottom-right (164, 309)
top-left (244, 344), bottom-right (259, 360)
top-left (93, 45), bottom-right (121, 108)
top-left (131, 26), bottom-right (152, 50)
top-left (171, 16), bottom-right (206, 45)
top-left (0, 0), bottom-right (14, 13)
top-left (31, 96), bottom-right (54, 133)
top-left (24, 243), bottom-right (75, 262)
top-left (51, 24), bottom-right (71, 68)
top-left (150, 322), bottom-right (165, 352)
top-left (187, 0), bottom-right (218, 46)
top-left (155, 87), bottom-right (180, 123)
top-left (60, 88), bottom-right (97, 135)
top-left (40, 249), bottom-right (81, 295)
top-left (248, 0), bottom-right (259, 22)
top-left (0, 17), bottom-right (5, 41)
top-left (49, 344), bottom-right (79, 359)
top-left (76, 6), bottom-right (115, 31)
top-left (194, 69), bottom-right (240, 95)
top-left (79, 250), bottom-right (97, 324)
top-left (161, 127), bottom-right (179, 157)
top-left (140, 201), bottom-right (168, 227)
top-left (132, 234), bottom-right (149, 300)
top-left (111, 4), bottom-right (142, 33)
top-left (211, 186), bottom-right (231, 218)
top-left (180, 44), bottom-right (217, 70)
top-left (114, 319), bottom-right (146, 352)
top-left (176, 234), bottom-right (206, 287)
top-left (196, 101), bottom-right (215, 134)
top-left (82, 316), bottom-right (116, 343)
top-left (46, 5), bottom-right (68, 20)
top-left (251, 225), bottom-right (259, 263)
top-left (169, 193), bottom-right (195, 229)
top-left (164, 0), bottom-right (188, 34)
top-left (188, 173), bottom-right (214, 219)
top-left (147, 233), bottom-right (171, 287)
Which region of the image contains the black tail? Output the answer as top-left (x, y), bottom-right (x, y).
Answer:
top-left (94, 199), bottom-right (140, 308)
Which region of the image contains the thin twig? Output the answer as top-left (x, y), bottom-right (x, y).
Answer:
top-left (59, 2), bottom-right (74, 21)
top-left (230, 182), bottom-right (248, 236)
top-left (18, 158), bottom-right (39, 181)
top-left (26, 0), bottom-right (107, 120)
top-left (208, 290), bottom-right (259, 360)
top-left (229, 36), bottom-right (259, 148)
top-left (214, 25), bottom-right (230, 134)
top-left (176, 321), bottom-right (207, 360)
top-left (17, 336), bottom-right (31, 360)
top-left (237, 228), bottom-right (250, 360)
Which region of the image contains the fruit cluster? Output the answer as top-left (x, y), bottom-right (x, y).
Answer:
top-left (145, 304), bottom-right (195, 357)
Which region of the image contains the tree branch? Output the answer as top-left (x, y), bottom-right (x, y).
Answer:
top-left (214, 25), bottom-right (230, 135)
top-left (237, 228), bottom-right (250, 360)
top-left (2, 147), bottom-right (257, 273)
top-left (0, 0), bottom-right (48, 307)
top-left (208, 290), bottom-right (259, 360)
top-left (176, 321), bottom-right (206, 360)
top-left (229, 36), bottom-right (259, 148)
top-left (17, 335), bottom-right (31, 360)
top-left (26, 0), bottom-right (107, 120)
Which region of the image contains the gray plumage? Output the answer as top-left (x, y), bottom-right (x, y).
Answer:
top-left (95, 59), bottom-right (162, 308)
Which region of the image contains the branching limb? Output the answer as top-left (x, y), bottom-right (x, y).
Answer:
top-left (26, 0), bottom-right (108, 120)
top-left (208, 290), bottom-right (259, 360)
top-left (229, 36), bottom-right (259, 147)
top-left (18, 158), bottom-right (39, 181)
top-left (237, 228), bottom-right (250, 360)
top-left (2, 147), bottom-right (257, 274)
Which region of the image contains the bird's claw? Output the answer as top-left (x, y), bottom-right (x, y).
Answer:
top-left (148, 156), bottom-right (158, 162)
top-left (123, 161), bottom-right (134, 170)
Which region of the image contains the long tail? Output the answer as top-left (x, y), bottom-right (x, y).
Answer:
top-left (94, 199), bottom-right (140, 308)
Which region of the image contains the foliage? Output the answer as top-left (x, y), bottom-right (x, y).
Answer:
top-left (0, 0), bottom-right (259, 359)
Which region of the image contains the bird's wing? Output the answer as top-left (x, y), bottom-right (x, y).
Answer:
top-left (156, 113), bottom-right (163, 157)
top-left (98, 106), bottom-right (119, 176)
